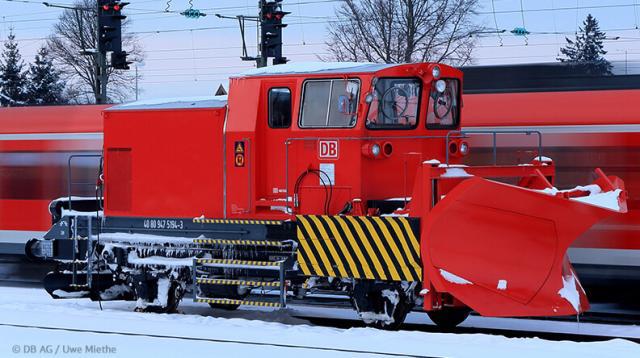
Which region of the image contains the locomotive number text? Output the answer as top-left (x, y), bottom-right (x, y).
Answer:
top-left (143, 219), bottom-right (185, 230)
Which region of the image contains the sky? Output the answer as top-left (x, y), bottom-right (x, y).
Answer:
top-left (1, 0), bottom-right (639, 101)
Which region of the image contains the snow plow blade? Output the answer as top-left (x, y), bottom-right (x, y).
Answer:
top-left (422, 175), bottom-right (626, 317)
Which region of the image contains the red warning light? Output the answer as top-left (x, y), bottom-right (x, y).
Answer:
top-left (102, 5), bottom-right (109, 10)
top-left (114, 4), bottom-right (121, 11)
top-left (265, 12), bottom-right (272, 19)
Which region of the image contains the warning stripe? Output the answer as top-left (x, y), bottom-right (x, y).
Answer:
top-left (297, 226), bottom-right (325, 277)
top-left (193, 239), bottom-right (284, 247)
top-left (383, 217), bottom-right (422, 277)
top-left (196, 258), bottom-right (281, 267)
top-left (345, 216), bottom-right (389, 280)
top-left (193, 218), bottom-right (282, 225)
top-left (197, 278), bottom-right (281, 287)
top-left (195, 298), bottom-right (281, 307)
top-left (298, 217), bottom-right (337, 277)
top-left (296, 215), bottom-right (422, 282)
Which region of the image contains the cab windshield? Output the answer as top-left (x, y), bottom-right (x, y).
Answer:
top-left (426, 79), bottom-right (460, 129)
top-left (366, 78), bottom-right (421, 129)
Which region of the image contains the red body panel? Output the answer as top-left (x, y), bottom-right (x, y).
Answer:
top-left (103, 107), bottom-right (226, 218)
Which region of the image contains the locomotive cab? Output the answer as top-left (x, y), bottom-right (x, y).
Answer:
top-left (225, 63), bottom-right (463, 219)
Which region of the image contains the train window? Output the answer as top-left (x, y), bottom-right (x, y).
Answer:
top-left (366, 78), bottom-right (421, 129)
top-left (426, 79), bottom-right (460, 129)
top-left (268, 88), bottom-right (292, 128)
top-left (299, 79), bottom-right (360, 128)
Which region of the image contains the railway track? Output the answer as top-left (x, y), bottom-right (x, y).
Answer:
top-left (2, 257), bottom-right (639, 342)
top-left (0, 322), bottom-right (434, 358)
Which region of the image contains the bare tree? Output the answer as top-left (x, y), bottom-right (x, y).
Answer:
top-left (46, 0), bottom-right (143, 103)
top-left (326, 0), bottom-right (480, 65)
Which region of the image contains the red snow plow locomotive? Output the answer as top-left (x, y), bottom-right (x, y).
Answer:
top-left (26, 62), bottom-right (627, 329)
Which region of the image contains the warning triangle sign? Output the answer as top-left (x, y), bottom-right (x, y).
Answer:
top-left (235, 142), bottom-right (245, 153)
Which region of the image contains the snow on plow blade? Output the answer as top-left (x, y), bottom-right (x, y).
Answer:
top-left (422, 173), bottom-right (626, 317)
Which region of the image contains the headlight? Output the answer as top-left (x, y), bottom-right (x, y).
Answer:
top-left (435, 80), bottom-right (447, 93)
top-left (365, 93), bottom-right (374, 104)
top-left (459, 142), bottom-right (469, 155)
top-left (371, 143), bottom-right (381, 157)
top-left (432, 65), bottom-right (441, 79)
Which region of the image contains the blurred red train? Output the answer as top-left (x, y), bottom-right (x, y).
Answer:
top-left (462, 63), bottom-right (640, 300)
top-left (0, 105), bottom-right (106, 254)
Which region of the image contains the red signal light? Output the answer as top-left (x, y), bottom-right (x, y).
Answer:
top-left (265, 12), bottom-right (272, 19)
top-left (102, 5), bottom-right (109, 10)
top-left (275, 14), bottom-right (282, 20)
top-left (114, 4), bottom-right (121, 11)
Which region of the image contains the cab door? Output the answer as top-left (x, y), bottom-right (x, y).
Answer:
top-left (255, 82), bottom-right (295, 215)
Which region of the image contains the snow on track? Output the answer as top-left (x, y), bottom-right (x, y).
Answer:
top-left (0, 324), bottom-right (414, 358)
top-left (0, 287), bottom-right (638, 358)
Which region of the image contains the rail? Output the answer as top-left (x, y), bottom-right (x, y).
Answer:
top-left (445, 130), bottom-right (543, 166)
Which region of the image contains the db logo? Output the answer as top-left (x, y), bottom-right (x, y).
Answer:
top-left (318, 140), bottom-right (339, 159)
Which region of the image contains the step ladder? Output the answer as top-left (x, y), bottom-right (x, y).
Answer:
top-left (69, 215), bottom-right (97, 291)
top-left (192, 239), bottom-right (292, 309)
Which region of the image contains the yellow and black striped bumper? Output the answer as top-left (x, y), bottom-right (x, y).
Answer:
top-left (296, 215), bottom-right (422, 282)
top-left (193, 218), bottom-right (282, 225)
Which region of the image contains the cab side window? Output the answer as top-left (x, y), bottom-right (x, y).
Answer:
top-left (299, 79), bottom-right (359, 128)
top-left (268, 88), bottom-right (292, 128)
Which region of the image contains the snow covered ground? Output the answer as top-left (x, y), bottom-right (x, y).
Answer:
top-left (0, 286), bottom-right (638, 358)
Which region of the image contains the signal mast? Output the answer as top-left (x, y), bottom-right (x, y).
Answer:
top-left (217, 0), bottom-right (289, 68)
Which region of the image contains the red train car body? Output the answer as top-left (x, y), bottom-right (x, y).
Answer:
top-left (23, 63), bottom-right (628, 329)
top-left (0, 105), bottom-right (106, 254)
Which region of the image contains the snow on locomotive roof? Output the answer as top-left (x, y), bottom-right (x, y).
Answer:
top-left (108, 96), bottom-right (227, 111)
top-left (237, 62), bottom-right (396, 77)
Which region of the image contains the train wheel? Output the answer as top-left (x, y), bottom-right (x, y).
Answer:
top-left (427, 308), bottom-right (471, 329)
top-left (139, 280), bottom-right (184, 314)
top-left (352, 281), bottom-right (413, 330)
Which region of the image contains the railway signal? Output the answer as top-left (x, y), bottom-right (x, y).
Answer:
top-left (260, 0), bottom-right (289, 66)
top-left (96, 1), bottom-right (130, 102)
top-left (98, 1), bottom-right (127, 53)
top-left (98, 1), bottom-right (130, 70)
top-left (111, 50), bottom-right (131, 70)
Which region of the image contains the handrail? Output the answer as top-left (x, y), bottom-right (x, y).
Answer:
top-left (445, 130), bottom-right (543, 166)
top-left (283, 135), bottom-right (448, 214)
top-left (67, 154), bottom-right (103, 212)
